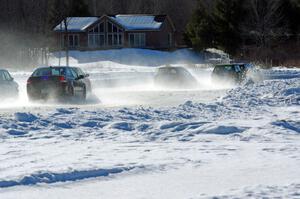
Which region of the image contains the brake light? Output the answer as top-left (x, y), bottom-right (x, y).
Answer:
top-left (59, 76), bottom-right (66, 82)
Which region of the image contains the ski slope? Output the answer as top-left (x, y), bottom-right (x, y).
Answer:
top-left (0, 49), bottom-right (299, 198)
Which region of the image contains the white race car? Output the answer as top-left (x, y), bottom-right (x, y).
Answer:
top-left (0, 69), bottom-right (19, 99)
top-left (154, 66), bottom-right (198, 89)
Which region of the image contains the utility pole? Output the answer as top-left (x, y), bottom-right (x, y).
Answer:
top-left (59, 22), bottom-right (62, 66)
top-left (63, 18), bottom-right (69, 66)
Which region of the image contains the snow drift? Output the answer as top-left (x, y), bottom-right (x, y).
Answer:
top-left (0, 65), bottom-right (299, 198)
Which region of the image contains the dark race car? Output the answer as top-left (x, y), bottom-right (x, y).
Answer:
top-left (27, 66), bottom-right (92, 101)
top-left (154, 66), bottom-right (198, 89)
top-left (0, 69), bottom-right (19, 99)
top-left (211, 63), bottom-right (260, 84)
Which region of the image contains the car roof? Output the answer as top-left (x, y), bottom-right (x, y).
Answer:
top-left (159, 66), bottom-right (186, 70)
top-left (216, 63), bottom-right (240, 66)
top-left (0, 69), bottom-right (10, 74)
top-left (216, 63), bottom-right (253, 67)
top-left (35, 66), bottom-right (77, 69)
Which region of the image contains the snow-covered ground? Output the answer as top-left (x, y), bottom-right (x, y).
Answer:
top-left (0, 49), bottom-right (299, 198)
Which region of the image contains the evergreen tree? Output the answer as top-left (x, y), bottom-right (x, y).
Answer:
top-left (286, 0), bottom-right (300, 35)
top-left (185, 0), bottom-right (245, 54)
top-left (185, 0), bottom-right (217, 51)
top-left (212, 0), bottom-right (245, 54)
top-left (69, 0), bottom-right (90, 16)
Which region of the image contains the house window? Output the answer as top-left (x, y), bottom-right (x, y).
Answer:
top-left (108, 22), bottom-right (113, 33)
top-left (88, 23), bottom-right (105, 48)
top-left (107, 21), bottom-right (123, 47)
top-left (129, 34), bottom-right (134, 46)
top-left (67, 34), bottom-right (79, 47)
top-left (129, 33), bottom-right (146, 47)
top-left (88, 34), bottom-right (105, 47)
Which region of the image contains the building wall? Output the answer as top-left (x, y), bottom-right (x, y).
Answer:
top-left (146, 18), bottom-right (175, 49)
top-left (123, 19), bottom-right (175, 49)
top-left (80, 32), bottom-right (88, 47)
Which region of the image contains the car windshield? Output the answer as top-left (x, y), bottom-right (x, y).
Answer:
top-left (72, 67), bottom-right (85, 76)
top-left (214, 65), bottom-right (235, 73)
top-left (32, 68), bottom-right (66, 77)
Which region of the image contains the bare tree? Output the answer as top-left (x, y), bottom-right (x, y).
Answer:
top-left (51, 0), bottom-right (73, 66)
top-left (242, 0), bottom-right (286, 47)
top-left (0, 0), bottom-right (199, 67)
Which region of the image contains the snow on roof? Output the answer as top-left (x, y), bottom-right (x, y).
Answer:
top-left (54, 17), bottom-right (99, 32)
top-left (108, 15), bottom-right (164, 30)
top-left (53, 15), bottom-right (166, 32)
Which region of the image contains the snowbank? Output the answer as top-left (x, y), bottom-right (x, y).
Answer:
top-left (221, 78), bottom-right (300, 107)
top-left (0, 167), bottom-right (136, 188)
top-left (0, 68), bottom-right (299, 198)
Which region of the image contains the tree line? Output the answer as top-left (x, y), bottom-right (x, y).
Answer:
top-left (0, 0), bottom-right (299, 67)
top-left (185, 0), bottom-right (300, 66)
top-left (0, 0), bottom-right (196, 68)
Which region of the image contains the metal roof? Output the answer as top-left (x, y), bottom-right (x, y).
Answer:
top-left (108, 15), bottom-right (164, 30)
top-left (53, 15), bottom-right (167, 32)
top-left (54, 17), bottom-right (99, 32)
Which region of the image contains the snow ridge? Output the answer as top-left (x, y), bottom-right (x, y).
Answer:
top-left (0, 166), bottom-right (138, 188)
top-left (1, 78), bottom-right (299, 142)
top-left (0, 68), bottom-right (299, 197)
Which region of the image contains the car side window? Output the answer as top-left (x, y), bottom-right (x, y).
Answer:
top-left (170, 69), bottom-right (177, 74)
top-left (70, 68), bottom-right (79, 79)
top-left (65, 68), bottom-right (74, 79)
top-left (0, 72), bottom-right (5, 81)
top-left (33, 68), bottom-right (51, 76)
top-left (4, 71), bottom-right (12, 81)
top-left (224, 66), bottom-right (232, 71)
top-left (234, 65), bottom-right (241, 72)
top-left (51, 68), bottom-right (62, 76)
top-left (75, 68), bottom-right (85, 76)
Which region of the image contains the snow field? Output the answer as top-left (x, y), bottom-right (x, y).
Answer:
top-left (0, 68), bottom-right (299, 198)
top-left (0, 48), bottom-right (299, 198)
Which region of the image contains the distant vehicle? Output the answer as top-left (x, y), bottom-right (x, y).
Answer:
top-left (27, 66), bottom-right (92, 101)
top-left (154, 66), bottom-right (198, 89)
top-left (211, 63), bottom-right (260, 84)
top-left (0, 69), bottom-right (19, 98)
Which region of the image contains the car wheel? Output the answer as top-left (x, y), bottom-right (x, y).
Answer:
top-left (68, 85), bottom-right (75, 97)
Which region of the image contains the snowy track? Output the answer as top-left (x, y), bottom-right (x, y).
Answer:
top-left (0, 66), bottom-right (299, 198)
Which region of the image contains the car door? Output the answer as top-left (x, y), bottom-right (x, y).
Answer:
top-left (76, 68), bottom-right (91, 92)
top-left (68, 68), bottom-right (85, 96)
